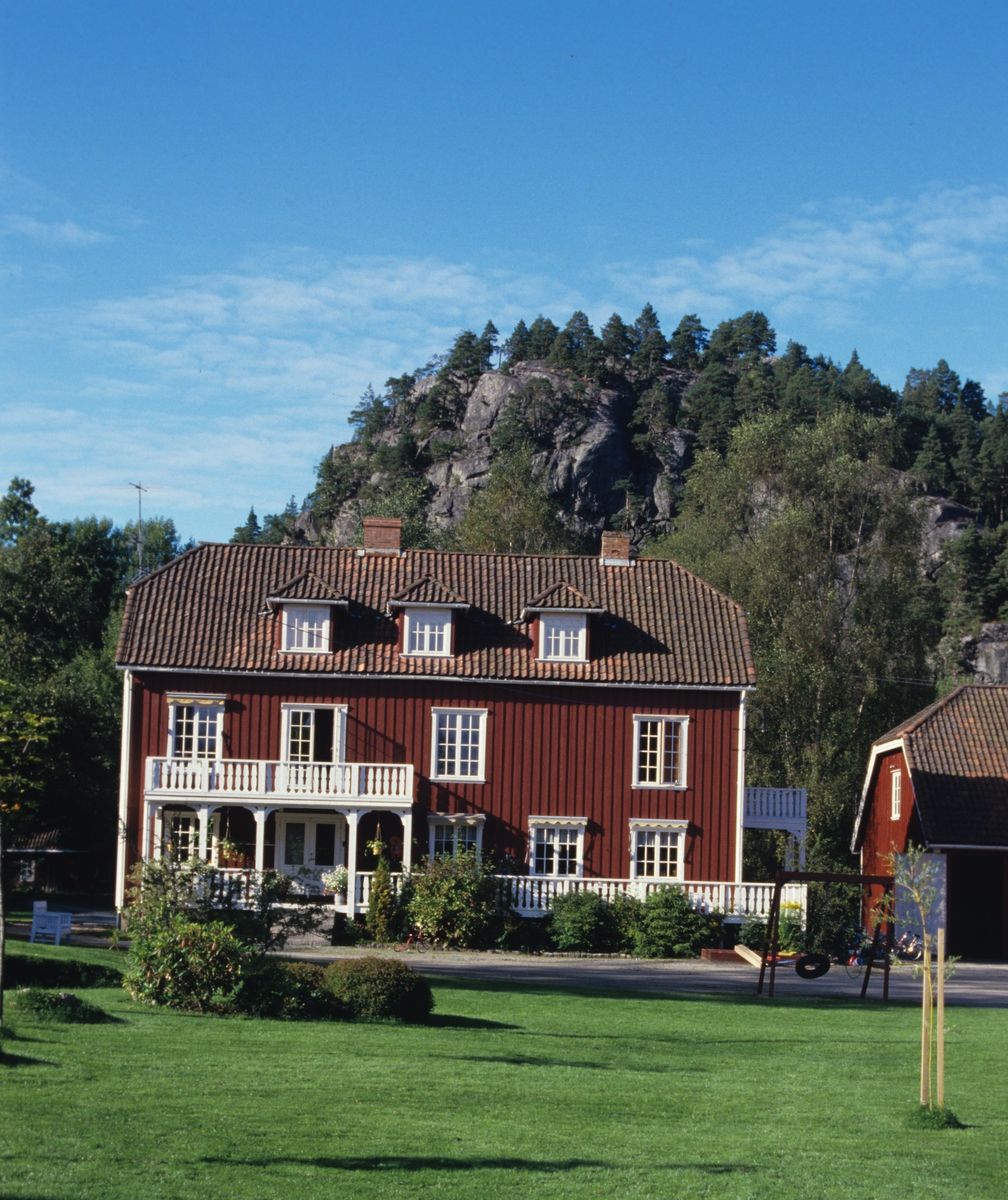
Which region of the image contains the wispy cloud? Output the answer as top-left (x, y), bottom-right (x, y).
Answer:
top-left (3, 213), bottom-right (110, 246)
top-left (6, 186), bottom-right (1008, 538)
top-left (609, 187), bottom-right (1008, 325)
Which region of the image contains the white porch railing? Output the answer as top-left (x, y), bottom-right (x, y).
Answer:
top-left (203, 870), bottom-right (803, 922)
top-left (743, 787), bottom-right (807, 837)
top-left (496, 876), bottom-right (806, 919)
top-left (145, 757), bottom-right (413, 805)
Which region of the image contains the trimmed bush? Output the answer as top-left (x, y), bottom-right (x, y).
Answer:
top-left (323, 956), bottom-right (433, 1022)
top-left (633, 887), bottom-right (721, 958)
top-left (406, 852), bottom-right (501, 948)
top-left (16, 988), bottom-right (111, 1024)
top-left (234, 960), bottom-right (344, 1020)
top-left (366, 857), bottom-right (401, 943)
top-left (123, 918), bottom-right (249, 1010)
top-left (5, 951), bottom-right (122, 990)
top-left (549, 890), bottom-right (618, 952)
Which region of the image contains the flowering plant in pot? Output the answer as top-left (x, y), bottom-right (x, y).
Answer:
top-left (321, 866), bottom-right (349, 902)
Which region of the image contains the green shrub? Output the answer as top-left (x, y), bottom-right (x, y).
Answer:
top-left (737, 917), bottom-right (767, 950)
top-left (633, 887), bottom-right (721, 958)
top-left (123, 918), bottom-right (249, 1010)
top-left (323, 956), bottom-right (433, 1022)
top-left (406, 852), bottom-right (501, 948)
top-left (366, 857), bottom-right (401, 943)
top-left (5, 951), bottom-right (122, 990)
top-left (610, 892), bottom-right (644, 951)
top-left (778, 902), bottom-right (804, 952)
top-left (548, 890), bottom-right (618, 952)
top-left (16, 988), bottom-right (111, 1024)
top-left (234, 960), bottom-right (344, 1020)
top-left (497, 913), bottom-right (554, 952)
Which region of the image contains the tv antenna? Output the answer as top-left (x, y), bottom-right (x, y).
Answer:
top-left (129, 481), bottom-right (149, 581)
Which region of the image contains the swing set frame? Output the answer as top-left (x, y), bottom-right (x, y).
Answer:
top-left (756, 869), bottom-right (895, 1000)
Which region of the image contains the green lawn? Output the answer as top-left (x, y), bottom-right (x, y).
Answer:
top-left (1, 942), bottom-right (1005, 1200)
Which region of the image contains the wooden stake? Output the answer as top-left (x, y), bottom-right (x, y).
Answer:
top-left (920, 933), bottom-right (930, 1106)
top-left (937, 927), bottom-right (945, 1109)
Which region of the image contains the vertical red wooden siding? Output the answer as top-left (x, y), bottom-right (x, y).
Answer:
top-left (125, 672), bottom-right (743, 883)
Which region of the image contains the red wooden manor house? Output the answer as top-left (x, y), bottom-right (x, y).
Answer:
top-left (114, 521), bottom-right (806, 919)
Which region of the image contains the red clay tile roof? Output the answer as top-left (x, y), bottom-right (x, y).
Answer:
top-left (521, 581), bottom-right (603, 615)
top-left (872, 686), bottom-right (1008, 846)
top-left (265, 571), bottom-right (349, 606)
top-left (387, 575), bottom-right (470, 609)
top-left (115, 543), bottom-right (756, 689)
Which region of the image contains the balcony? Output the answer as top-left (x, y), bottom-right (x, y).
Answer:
top-left (144, 757), bottom-right (414, 808)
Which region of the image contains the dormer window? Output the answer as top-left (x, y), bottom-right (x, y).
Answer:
top-left (283, 604), bottom-right (330, 652)
top-left (540, 614), bottom-right (587, 661)
top-left (405, 607), bottom-right (452, 657)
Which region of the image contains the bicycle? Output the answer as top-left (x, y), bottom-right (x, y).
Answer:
top-left (394, 927), bottom-right (428, 953)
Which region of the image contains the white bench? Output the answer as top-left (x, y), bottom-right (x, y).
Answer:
top-left (29, 901), bottom-right (72, 945)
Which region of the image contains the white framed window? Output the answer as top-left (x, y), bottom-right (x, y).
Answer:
top-left (528, 818), bottom-right (586, 877)
top-left (539, 614), bottom-right (587, 661)
top-left (633, 715), bottom-right (688, 787)
top-left (159, 809), bottom-right (212, 861)
top-left (427, 814), bottom-right (485, 860)
top-left (167, 696), bottom-right (225, 760)
top-left (283, 604), bottom-right (331, 652)
top-left (891, 769), bottom-right (902, 821)
top-left (280, 704), bottom-right (347, 764)
top-left (431, 709), bottom-right (487, 781)
top-left (405, 607), bottom-right (453, 656)
top-left (629, 819), bottom-right (689, 881)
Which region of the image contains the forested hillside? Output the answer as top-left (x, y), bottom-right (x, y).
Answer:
top-left (237, 306), bottom-right (1008, 873)
top-left (6, 305), bottom-right (1008, 889)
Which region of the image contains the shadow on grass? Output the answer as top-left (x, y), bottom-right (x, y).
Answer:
top-left (436, 1052), bottom-right (708, 1073)
top-left (201, 1155), bottom-right (608, 1173)
top-left (426, 972), bottom-right (917, 1010)
top-left (426, 1013), bottom-right (520, 1031)
top-left (0, 1049), bottom-right (57, 1068)
top-left (202, 1155), bottom-right (757, 1176)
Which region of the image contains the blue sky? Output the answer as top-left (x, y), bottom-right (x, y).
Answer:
top-left (3, 1), bottom-right (1008, 542)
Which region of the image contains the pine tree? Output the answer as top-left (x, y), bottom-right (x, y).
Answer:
top-left (668, 314), bottom-right (709, 369)
top-left (526, 315), bottom-right (560, 359)
top-left (231, 509), bottom-right (261, 544)
top-left (503, 319), bottom-right (531, 365)
top-left (601, 313), bottom-right (636, 369)
top-left (631, 304), bottom-right (667, 376)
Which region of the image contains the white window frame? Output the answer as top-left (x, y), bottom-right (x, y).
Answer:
top-left (430, 708), bottom-right (487, 782)
top-left (166, 695), bottom-right (225, 761)
top-left (427, 813), bottom-right (485, 860)
top-left (280, 704), bottom-right (348, 764)
top-left (539, 613), bottom-right (587, 662)
top-left (528, 816), bottom-right (587, 878)
top-left (632, 715), bottom-right (689, 788)
top-left (276, 813), bottom-right (347, 873)
top-left (404, 607), bottom-right (453, 657)
top-left (282, 604), bottom-right (331, 653)
top-left (891, 769), bottom-right (902, 821)
top-left (628, 818), bottom-right (689, 882)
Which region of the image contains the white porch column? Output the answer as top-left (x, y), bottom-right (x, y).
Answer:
top-left (346, 809), bottom-right (360, 917)
top-left (141, 800), bottom-right (152, 863)
top-left (734, 690), bottom-right (748, 883)
top-left (153, 806), bottom-right (164, 860)
top-left (197, 804), bottom-right (212, 862)
top-left (401, 808), bottom-right (413, 871)
top-left (253, 807), bottom-right (269, 873)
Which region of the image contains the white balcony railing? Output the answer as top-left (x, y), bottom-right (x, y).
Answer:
top-left (743, 787), bottom-right (807, 837)
top-left (145, 757), bottom-right (413, 805)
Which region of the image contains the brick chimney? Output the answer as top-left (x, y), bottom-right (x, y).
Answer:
top-left (362, 517), bottom-right (402, 552)
top-left (600, 530), bottom-right (633, 565)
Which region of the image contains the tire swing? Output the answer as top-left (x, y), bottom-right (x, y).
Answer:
top-left (794, 952), bottom-right (831, 979)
